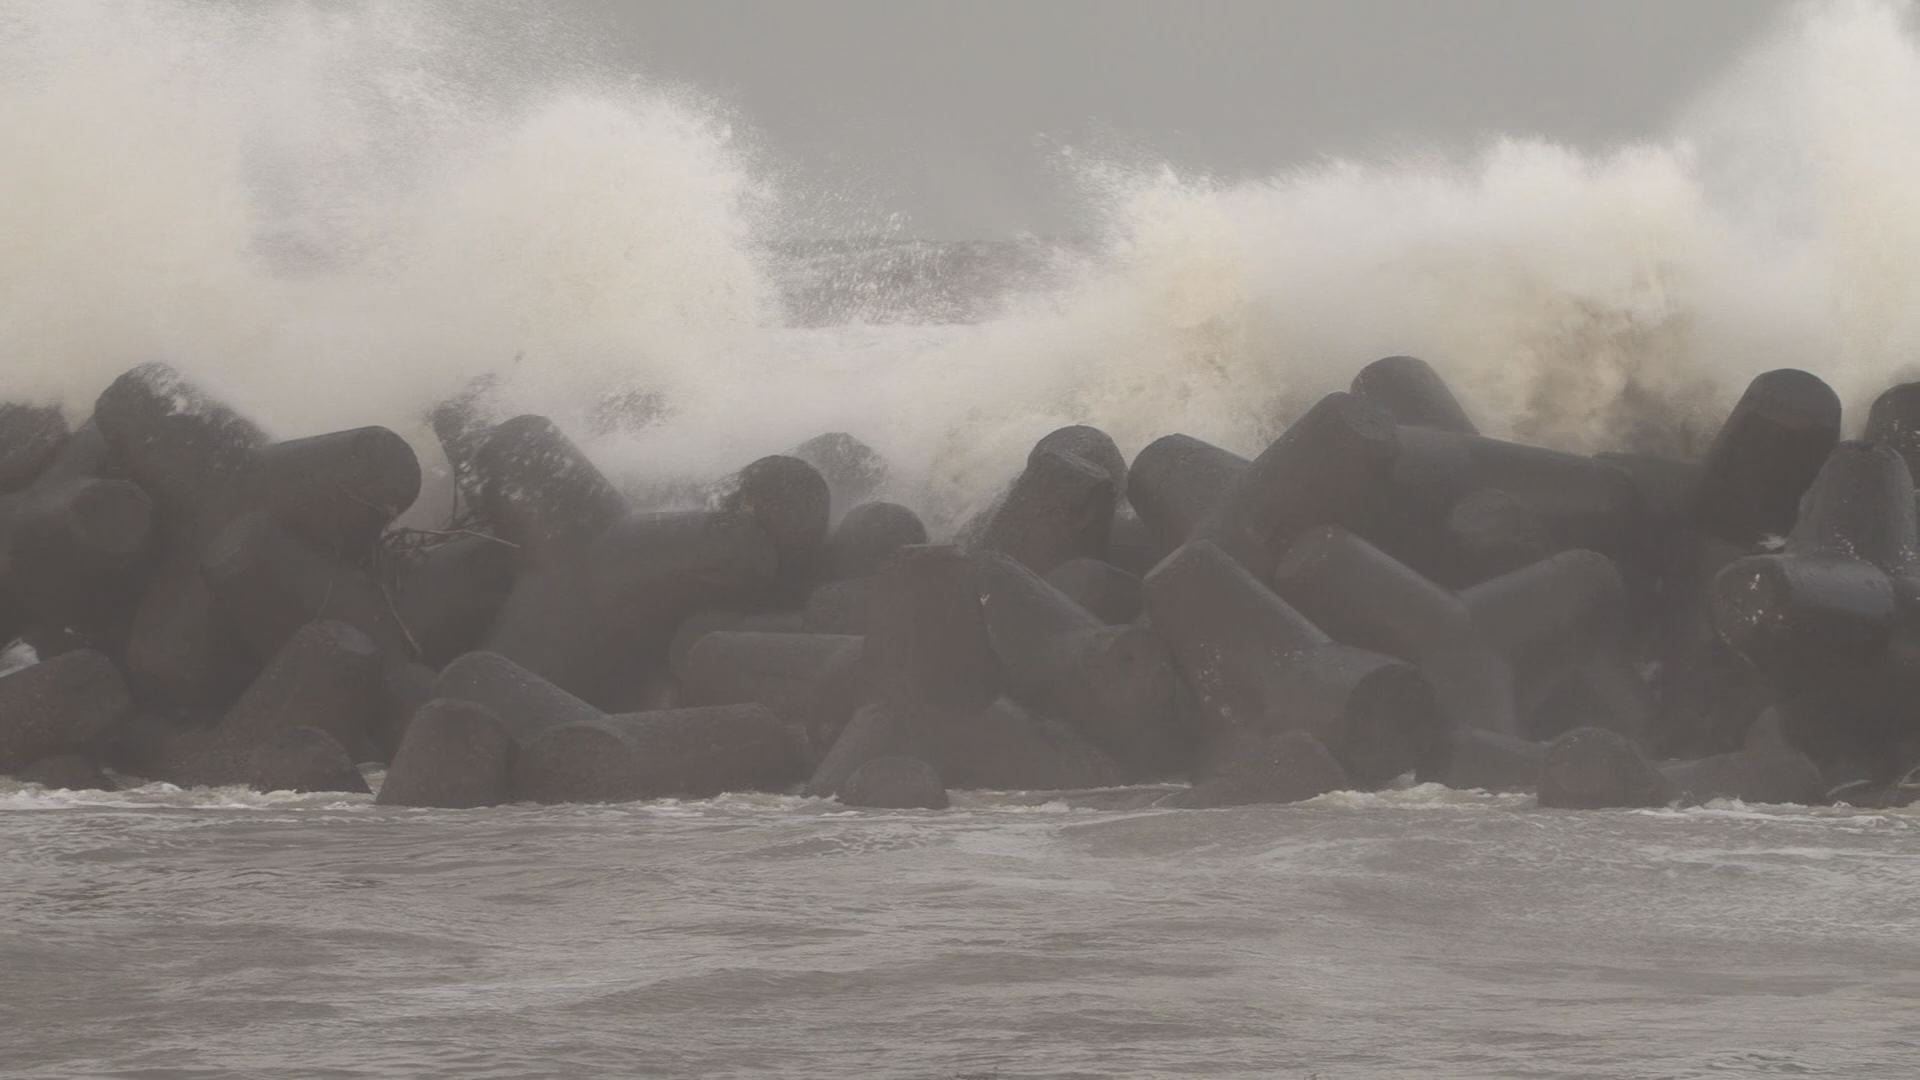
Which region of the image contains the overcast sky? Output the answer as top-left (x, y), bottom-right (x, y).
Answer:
top-left (560, 1), bottom-right (1789, 238)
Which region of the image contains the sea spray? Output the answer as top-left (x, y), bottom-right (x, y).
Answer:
top-left (10, 2), bottom-right (1920, 534)
top-left (862, 1), bottom-right (1920, 528)
top-left (0, 0), bottom-right (777, 468)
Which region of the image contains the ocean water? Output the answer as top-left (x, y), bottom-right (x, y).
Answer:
top-left (10, 1), bottom-right (1920, 1075)
top-left (3, 782), bottom-right (1919, 1079)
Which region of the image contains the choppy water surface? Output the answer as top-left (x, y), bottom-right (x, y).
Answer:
top-left (4, 783), bottom-right (1917, 1079)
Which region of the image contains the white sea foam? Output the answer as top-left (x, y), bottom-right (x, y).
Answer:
top-left (1305, 782), bottom-right (1534, 811)
top-left (0, 640), bottom-right (37, 676)
top-left (0, 778), bottom-right (372, 810)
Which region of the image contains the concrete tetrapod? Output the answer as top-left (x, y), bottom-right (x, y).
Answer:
top-left (805, 697), bottom-right (1122, 797)
top-left (976, 551), bottom-right (1180, 779)
top-left (511, 703), bottom-right (804, 804)
top-left (713, 454), bottom-right (831, 596)
top-left (1692, 368), bottom-right (1842, 548)
top-left (393, 534), bottom-right (517, 669)
top-left (1349, 354), bottom-right (1478, 435)
top-left (1195, 392), bottom-right (1398, 576)
top-left (482, 509), bottom-right (778, 709)
top-left (790, 432), bottom-right (888, 522)
top-left (1865, 381), bottom-right (1920, 483)
top-left (1032, 425), bottom-right (1128, 495)
top-left (1417, 726), bottom-right (1545, 793)
top-left (246, 726), bottom-right (369, 794)
top-left (1437, 488), bottom-right (1555, 587)
top-left (93, 361), bottom-right (267, 529)
top-left (1043, 557), bottom-right (1142, 625)
top-left (824, 501), bottom-right (927, 581)
top-left (252, 426), bottom-right (420, 565)
top-left (1537, 727), bottom-right (1672, 809)
top-left (1376, 426), bottom-right (1642, 581)
top-left (1126, 434), bottom-right (1249, 556)
top-left (14, 753), bottom-right (116, 791)
top-left (667, 611), bottom-right (807, 677)
top-left (1656, 744), bottom-right (1825, 806)
top-left (3, 423), bottom-right (154, 647)
top-left (862, 544), bottom-right (1001, 711)
top-left (1713, 442), bottom-right (1916, 681)
top-left (1710, 442), bottom-right (1920, 769)
top-left (974, 446), bottom-right (1116, 574)
top-left (378, 698), bottom-right (516, 809)
top-left (1143, 539), bottom-right (1441, 788)
top-left (839, 755), bottom-right (949, 809)
top-left (1170, 730), bottom-right (1349, 808)
top-left (0, 650), bottom-right (133, 774)
top-left (201, 510), bottom-right (417, 664)
top-left (95, 364), bottom-right (267, 707)
top-left (0, 403), bottom-right (68, 493)
top-left (677, 630), bottom-right (869, 760)
top-left (465, 414), bottom-right (627, 560)
top-left (802, 575), bottom-right (878, 635)
top-left (1271, 525), bottom-right (1517, 735)
top-left (431, 651), bottom-right (603, 745)
top-left (223, 620), bottom-right (385, 762)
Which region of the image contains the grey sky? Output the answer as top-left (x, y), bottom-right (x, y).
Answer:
top-left (564, 1), bottom-right (1789, 238)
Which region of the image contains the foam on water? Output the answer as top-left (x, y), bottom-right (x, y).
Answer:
top-left (9, 2), bottom-right (1920, 531)
top-left (0, 640), bottom-right (36, 676)
top-left (1305, 782), bottom-right (1536, 812)
top-left (14, 770), bottom-right (1906, 824)
top-left (0, 778), bottom-right (372, 811)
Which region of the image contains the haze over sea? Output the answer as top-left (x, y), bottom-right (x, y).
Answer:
top-left (4, 2), bottom-right (1920, 1076)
